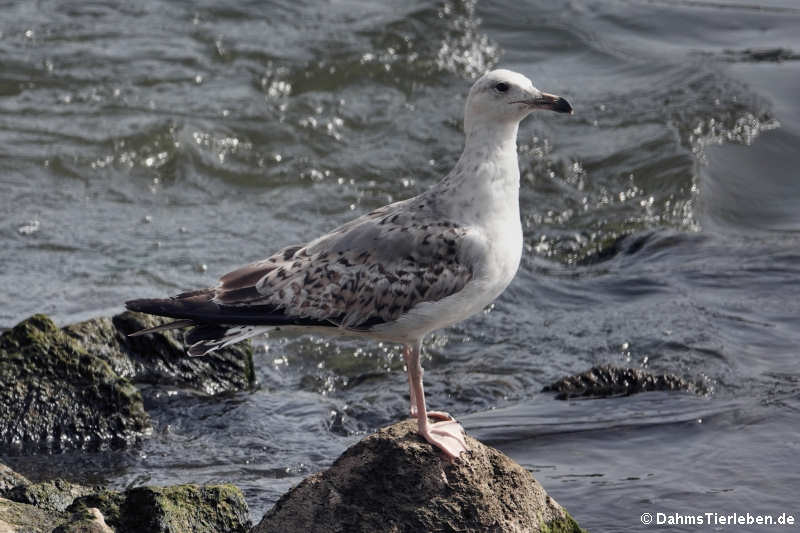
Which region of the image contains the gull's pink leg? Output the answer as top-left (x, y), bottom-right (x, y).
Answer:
top-left (403, 346), bottom-right (454, 421)
top-left (405, 341), bottom-right (468, 461)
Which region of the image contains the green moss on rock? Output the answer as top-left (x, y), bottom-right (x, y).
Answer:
top-left (541, 510), bottom-right (587, 533)
top-left (0, 314), bottom-right (149, 453)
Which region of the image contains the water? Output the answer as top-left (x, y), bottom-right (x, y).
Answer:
top-left (2, 0), bottom-right (799, 530)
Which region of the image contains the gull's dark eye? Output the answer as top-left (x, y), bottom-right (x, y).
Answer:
top-left (495, 82), bottom-right (509, 93)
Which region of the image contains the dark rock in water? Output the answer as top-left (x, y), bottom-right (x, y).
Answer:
top-left (544, 364), bottom-right (708, 400)
top-left (64, 311), bottom-right (255, 395)
top-left (0, 315), bottom-right (150, 453)
top-left (253, 419), bottom-right (584, 533)
top-left (68, 484), bottom-right (251, 533)
top-left (0, 310), bottom-right (252, 453)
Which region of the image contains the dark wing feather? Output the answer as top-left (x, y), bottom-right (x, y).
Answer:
top-left (125, 296), bottom-right (343, 328)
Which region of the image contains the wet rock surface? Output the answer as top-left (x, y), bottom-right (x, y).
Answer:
top-left (65, 311), bottom-right (255, 395)
top-left (0, 311), bottom-right (254, 455)
top-left (254, 419), bottom-right (584, 533)
top-left (0, 315), bottom-right (150, 453)
top-left (543, 364), bottom-right (708, 400)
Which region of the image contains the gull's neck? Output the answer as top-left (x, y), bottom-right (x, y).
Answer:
top-left (464, 118), bottom-right (519, 157)
top-left (450, 118), bottom-right (520, 185)
top-left (431, 117), bottom-right (522, 224)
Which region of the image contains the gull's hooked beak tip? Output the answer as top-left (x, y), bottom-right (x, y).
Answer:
top-left (512, 91), bottom-right (573, 114)
top-left (554, 96), bottom-right (573, 115)
top-left (534, 92), bottom-right (573, 114)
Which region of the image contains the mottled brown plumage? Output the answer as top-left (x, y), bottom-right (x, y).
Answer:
top-left (214, 199), bottom-right (473, 329)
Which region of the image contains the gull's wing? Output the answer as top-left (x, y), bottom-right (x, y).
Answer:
top-left (213, 199), bottom-right (478, 329)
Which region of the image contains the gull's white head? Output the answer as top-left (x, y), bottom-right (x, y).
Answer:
top-left (464, 69), bottom-right (572, 135)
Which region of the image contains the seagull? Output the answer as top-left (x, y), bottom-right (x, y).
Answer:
top-left (126, 69), bottom-right (572, 461)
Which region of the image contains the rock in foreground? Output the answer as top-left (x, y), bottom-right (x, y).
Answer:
top-left (0, 496), bottom-right (63, 532)
top-left (0, 464), bottom-right (29, 492)
top-left (0, 461), bottom-right (251, 533)
top-left (69, 484), bottom-right (251, 533)
top-left (254, 419), bottom-right (584, 533)
top-left (543, 364), bottom-right (708, 400)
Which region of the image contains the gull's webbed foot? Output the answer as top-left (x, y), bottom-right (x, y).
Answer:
top-left (419, 419), bottom-right (468, 462)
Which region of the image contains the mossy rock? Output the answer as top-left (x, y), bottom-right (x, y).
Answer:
top-left (69, 484), bottom-right (251, 533)
top-left (0, 314), bottom-right (150, 453)
top-left (53, 507), bottom-right (114, 533)
top-left (0, 496), bottom-right (62, 532)
top-left (3, 478), bottom-right (96, 513)
top-left (65, 311), bottom-right (255, 395)
top-left (0, 463), bottom-right (29, 492)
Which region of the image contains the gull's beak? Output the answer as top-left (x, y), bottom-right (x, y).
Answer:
top-left (527, 92), bottom-right (573, 114)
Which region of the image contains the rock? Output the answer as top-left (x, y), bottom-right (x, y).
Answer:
top-left (253, 419), bottom-right (584, 533)
top-left (64, 311), bottom-right (255, 395)
top-left (53, 508), bottom-right (113, 533)
top-left (68, 484), bottom-right (251, 533)
top-left (543, 364), bottom-right (708, 400)
top-left (0, 462), bottom-right (246, 533)
top-left (0, 314), bottom-right (150, 453)
top-left (3, 478), bottom-right (95, 514)
top-left (0, 469), bottom-right (106, 532)
top-left (0, 496), bottom-right (62, 532)
top-left (0, 461), bottom-right (246, 533)
top-left (0, 464), bottom-right (28, 493)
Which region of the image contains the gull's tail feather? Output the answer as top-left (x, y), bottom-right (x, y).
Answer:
top-left (127, 319), bottom-right (196, 337)
top-left (124, 288), bottom-right (339, 356)
top-left (125, 291), bottom-right (336, 327)
top-left (184, 324), bottom-right (267, 356)
top-left (124, 291), bottom-right (260, 355)
top-left (124, 288), bottom-right (217, 322)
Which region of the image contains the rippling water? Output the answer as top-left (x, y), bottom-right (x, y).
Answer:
top-left (2, 1), bottom-right (800, 530)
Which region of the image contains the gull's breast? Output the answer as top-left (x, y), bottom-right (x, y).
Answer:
top-left (368, 218), bottom-right (523, 344)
